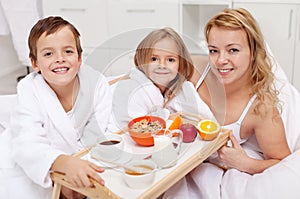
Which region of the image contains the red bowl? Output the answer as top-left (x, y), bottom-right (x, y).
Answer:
top-left (128, 116), bottom-right (166, 146)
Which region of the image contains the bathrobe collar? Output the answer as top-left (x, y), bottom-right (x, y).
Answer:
top-left (32, 65), bottom-right (97, 149)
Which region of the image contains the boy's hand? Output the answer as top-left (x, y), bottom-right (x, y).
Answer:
top-left (51, 155), bottom-right (105, 188)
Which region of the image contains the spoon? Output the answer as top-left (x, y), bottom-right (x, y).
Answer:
top-left (93, 157), bottom-right (153, 175)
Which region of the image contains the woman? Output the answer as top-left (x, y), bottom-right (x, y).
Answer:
top-left (163, 8), bottom-right (291, 199)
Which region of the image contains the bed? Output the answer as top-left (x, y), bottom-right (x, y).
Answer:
top-left (0, 62), bottom-right (300, 198)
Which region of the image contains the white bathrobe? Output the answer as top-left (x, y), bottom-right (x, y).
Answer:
top-left (0, 64), bottom-right (112, 199)
top-left (107, 68), bottom-right (214, 133)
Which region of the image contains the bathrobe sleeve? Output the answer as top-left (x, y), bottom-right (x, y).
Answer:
top-left (11, 74), bottom-right (67, 188)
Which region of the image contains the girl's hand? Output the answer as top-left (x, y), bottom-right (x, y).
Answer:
top-left (217, 133), bottom-right (250, 172)
top-left (51, 155), bottom-right (105, 188)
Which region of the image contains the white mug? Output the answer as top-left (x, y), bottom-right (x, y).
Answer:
top-left (151, 129), bottom-right (182, 168)
top-left (90, 134), bottom-right (124, 162)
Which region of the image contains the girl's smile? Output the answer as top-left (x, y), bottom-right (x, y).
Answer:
top-left (144, 38), bottom-right (179, 93)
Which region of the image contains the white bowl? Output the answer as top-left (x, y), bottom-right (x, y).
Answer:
top-left (122, 160), bottom-right (157, 189)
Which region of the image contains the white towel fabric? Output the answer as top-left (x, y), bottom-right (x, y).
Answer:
top-left (0, 0), bottom-right (42, 66)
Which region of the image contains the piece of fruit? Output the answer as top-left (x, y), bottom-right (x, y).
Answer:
top-left (168, 115), bottom-right (182, 130)
top-left (179, 123), bottom-right (198, 143)
top-left (197, 119), bottom-right (220, 141)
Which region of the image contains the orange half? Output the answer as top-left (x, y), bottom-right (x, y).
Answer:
top-left (197, 119), bottom-right (220, 141)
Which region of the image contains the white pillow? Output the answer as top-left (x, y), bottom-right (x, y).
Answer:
top-left (271, 54), bottom-right (300, 151)
top-left (267, 42), bottom-right (300, 151)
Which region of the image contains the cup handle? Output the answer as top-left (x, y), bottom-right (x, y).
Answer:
top-left (170, 129), bottom-right (183, 153)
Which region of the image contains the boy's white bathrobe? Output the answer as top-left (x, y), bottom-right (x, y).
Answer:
top-left (0, 65), bottom-right (112, 199)
top-left (107, 68), bottom-right (214, 133)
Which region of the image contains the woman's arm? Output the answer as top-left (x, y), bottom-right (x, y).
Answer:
top-left (219, 106), bottom-right (291, 174)
top-left (255, 107), bottom-right (291, 160)
top-left (218, 133), bottom-right (285, 174)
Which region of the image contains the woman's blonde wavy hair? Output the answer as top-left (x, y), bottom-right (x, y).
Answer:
top-left (134, 27), bottom-right (194, 107)
top-left (205, 8), bottom-right (280, 116)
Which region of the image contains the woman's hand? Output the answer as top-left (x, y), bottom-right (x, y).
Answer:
top-left (218, 133), bottom-right (250, 172)
top-left (51, 155), bottom-right (105, 188)
top-left (218, 133), bottom-right (282, 174)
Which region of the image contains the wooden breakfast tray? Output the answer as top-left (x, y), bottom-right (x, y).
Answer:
top-left (51, 113), bottom-right (230, 199)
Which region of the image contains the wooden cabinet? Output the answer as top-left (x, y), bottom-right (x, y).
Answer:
top-left (233, 1), bottom-right (300, 91)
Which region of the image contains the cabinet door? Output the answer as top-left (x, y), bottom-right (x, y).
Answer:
top-left (293, 6), bottom-right (300, 92)
top-left (234, 3), bottom-right (297, 82)
top-left (108, 0), bottom-right (179, 36)
top-left (43, 0), bottom-right (108, 54)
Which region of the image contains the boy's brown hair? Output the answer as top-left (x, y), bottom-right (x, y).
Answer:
top-left (28, 16), bottom-right (82, 62)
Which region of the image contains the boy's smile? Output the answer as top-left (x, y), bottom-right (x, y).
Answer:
top-left (31, 26), bottom-right (82, 92)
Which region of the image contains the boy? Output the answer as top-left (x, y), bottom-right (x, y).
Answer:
top-left (2, 16), bottom-right (112, 198)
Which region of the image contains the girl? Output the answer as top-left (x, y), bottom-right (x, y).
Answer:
top-left (108, 27), bottom-right (213, 133)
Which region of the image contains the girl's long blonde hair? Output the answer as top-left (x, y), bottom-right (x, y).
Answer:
top-left (134, 27), bottom-right (194, 106)
top-left (205, 8), bottom-right (280, 116)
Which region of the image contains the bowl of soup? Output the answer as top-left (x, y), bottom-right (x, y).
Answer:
top-left (127, 116), bottom-right (166, 146)
top-left (122, 160), bottom-right (157, 189)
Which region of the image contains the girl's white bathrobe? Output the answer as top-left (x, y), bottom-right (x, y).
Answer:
top-left (0, 65), bottom-right (112, 199)
top-left (107, 68), bottom-right (214, 133)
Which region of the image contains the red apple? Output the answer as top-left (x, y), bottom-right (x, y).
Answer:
top-left (179, 123), bottom-right (198, 143)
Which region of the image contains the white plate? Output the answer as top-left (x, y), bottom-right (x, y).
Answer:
top-left (84, 151), bottom-right (132, 169)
